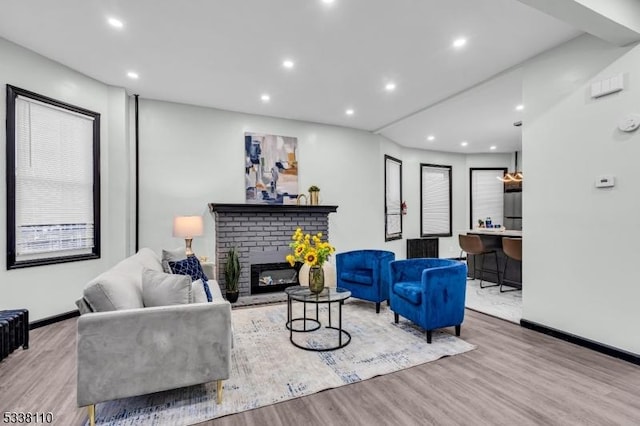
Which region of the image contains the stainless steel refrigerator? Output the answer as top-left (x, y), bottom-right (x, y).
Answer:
top-left (504, 191), bottom-right (522, 230)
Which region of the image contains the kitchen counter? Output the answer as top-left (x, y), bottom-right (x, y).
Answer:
top-left (466, 229), bottom-right (522, 238)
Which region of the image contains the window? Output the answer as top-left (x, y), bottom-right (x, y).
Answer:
top-left (6, 85), bottom-right (100, 269)
top-left (470, 168), bottom-right (506, 229)
top-left (420, 164), bottom-right (452, 237)
top-left (384, 155), bottom-right (402, 241)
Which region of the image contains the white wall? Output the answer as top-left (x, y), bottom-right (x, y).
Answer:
top-left (138, 99), bottom-right (390, 262)
top-left (0, 38), bottom-right (130, 320)
top-left (523, 34), bottom-right (640, 354)
top-left (138, 100), bottom-right (513, 265)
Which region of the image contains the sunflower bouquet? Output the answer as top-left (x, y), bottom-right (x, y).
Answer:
top-left (286, 228), bottom-right (335, 267)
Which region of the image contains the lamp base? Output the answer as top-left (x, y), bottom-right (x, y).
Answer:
top-left (185, 238), bottom-right (194, 256)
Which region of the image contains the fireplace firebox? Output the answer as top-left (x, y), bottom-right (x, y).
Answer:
top-left (251, 262), bottom-right (300, 294)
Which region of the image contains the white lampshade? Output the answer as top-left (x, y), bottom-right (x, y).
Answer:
top-left (173, 216), bottom-right (204, 238)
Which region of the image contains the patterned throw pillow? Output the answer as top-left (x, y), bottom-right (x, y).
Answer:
top-left (168, 255), bottom-right (213, 302)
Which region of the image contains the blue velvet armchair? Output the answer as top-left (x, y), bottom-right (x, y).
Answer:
top-left (389, 258), bottom-right (467, 343)
top-left (336, 250), bottom-right (395, 313)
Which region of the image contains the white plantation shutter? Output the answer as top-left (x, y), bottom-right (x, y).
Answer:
top-left (421, 165), bottom-right (451, 236)
top-left (471, 169), bottom-right (504, 228)
top-left (14, 95), bottom-right (96, 260)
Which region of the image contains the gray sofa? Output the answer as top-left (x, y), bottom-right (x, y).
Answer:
top-left (76, 248), bottom-right (232, 425)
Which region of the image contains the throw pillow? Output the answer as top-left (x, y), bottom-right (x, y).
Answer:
top-left (191, 279), bottom-right (208, 303)
top-left (141, 268), bottom-right (192, 307)
top-left (162, 247), bottom-right (188, 273)
top-left (168, 255), bottom-right (213, 302)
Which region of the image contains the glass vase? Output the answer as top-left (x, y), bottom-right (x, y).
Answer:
top-left (308, 265), bottom-right (325, 294)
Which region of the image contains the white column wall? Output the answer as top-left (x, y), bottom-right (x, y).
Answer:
top-left (523, 34), bottom-right (640, 354)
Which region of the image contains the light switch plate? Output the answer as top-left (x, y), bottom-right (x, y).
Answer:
top-left (595, 175), bottom-right (615, 188)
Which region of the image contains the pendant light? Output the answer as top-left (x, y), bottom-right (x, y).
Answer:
top-left (498, 152), bottom-right (523, 183)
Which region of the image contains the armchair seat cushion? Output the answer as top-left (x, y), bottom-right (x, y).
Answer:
top-left (393, 281), bottom-right (422, 305)
top-left (339, 269), bottom-right (373, 286)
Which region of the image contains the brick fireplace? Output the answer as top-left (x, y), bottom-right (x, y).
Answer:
top-left (209, 204), bottom-right (338, 296)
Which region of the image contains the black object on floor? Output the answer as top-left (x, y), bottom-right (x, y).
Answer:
top-left (0, 309), bottom-right (29, 362)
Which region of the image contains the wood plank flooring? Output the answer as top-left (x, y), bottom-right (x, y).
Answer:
top-left (1, 309), bottom-right (639, 425)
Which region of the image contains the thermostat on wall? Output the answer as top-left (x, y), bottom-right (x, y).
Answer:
top-left (595, 175), bottom-right (615, 188)
top-left (618, 114), bottom-right (640, 132)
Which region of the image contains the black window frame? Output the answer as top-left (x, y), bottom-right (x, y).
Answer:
top-left (384, 154), bottom-right (403, 241)
top-left (420, 163), bottom-right (452, 238)
top-left (469, 167), bottom-right (507, 229)
top-left (6, 85), bottom-right (101, 269)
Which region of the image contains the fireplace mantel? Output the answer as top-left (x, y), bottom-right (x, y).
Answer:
top-left (209, 203), bottom-right (338, 214)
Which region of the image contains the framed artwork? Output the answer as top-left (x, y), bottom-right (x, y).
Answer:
top-left (244, 132), bottom-right (298, 204)
top-left (385, 155), bottom-right (402, 241)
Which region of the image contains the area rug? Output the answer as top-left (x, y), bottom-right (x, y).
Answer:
top-left (91, 300), bottom-right (476, 425)
top-left (465, 279), bottom-right (522, 323)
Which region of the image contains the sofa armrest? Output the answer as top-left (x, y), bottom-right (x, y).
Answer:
top-left (77, 300), bottom-right (232, 407)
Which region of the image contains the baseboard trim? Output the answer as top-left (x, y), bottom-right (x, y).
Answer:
top-left (520, 319), bottom-right (640, 366)
top-left (30, 310), bottom-right (80, 330)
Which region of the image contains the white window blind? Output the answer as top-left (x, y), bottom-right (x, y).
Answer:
top-left (14, 95), bottom-right (95, 260)
top-left (421, 165), bottom-right (451, 236)
top-left (471, 169), bottom-right (504, 228)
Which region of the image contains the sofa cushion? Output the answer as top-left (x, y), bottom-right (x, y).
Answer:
top-left (83, 248), bottom-right (162, 312)
top-left (168, 256), bottom-right (212, 302)
top-left (142, 268), bottom-right (192, 307)
top-left (393, 281), bottom-right (422, 305)
top-left (340, 269), bottom-right (373, 286)
top-left (162, 247), bottom-right (187, 273)
top-left (191, 279), bottom-right (209, 303)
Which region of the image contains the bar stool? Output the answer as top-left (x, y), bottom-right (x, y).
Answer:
top-left (458, 234), bottom-right (500, 288)
top-left (501, 237), bottom-right (522, 292)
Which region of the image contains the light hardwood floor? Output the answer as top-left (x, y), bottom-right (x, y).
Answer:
top-left (1, 309), bottom-right (639, 425)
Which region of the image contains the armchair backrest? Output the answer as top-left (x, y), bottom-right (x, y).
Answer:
top-left (390, 258), bottom-right (461, 283)
top-left (336, 250), bottom-right (394, 271)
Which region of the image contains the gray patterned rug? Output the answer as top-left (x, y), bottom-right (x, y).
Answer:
top-left (91, 300), bottom-right (475, 425)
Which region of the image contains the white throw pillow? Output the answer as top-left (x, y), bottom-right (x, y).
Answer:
top-left (191, 279), bottom-right (209, 303)
top-left (142, 268), bottom-right (192, 307)
top-left (161, 247), bottom-right (188, 273)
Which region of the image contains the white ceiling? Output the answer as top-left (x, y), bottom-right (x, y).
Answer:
top-left (0, 0), bottom-right (581, 153)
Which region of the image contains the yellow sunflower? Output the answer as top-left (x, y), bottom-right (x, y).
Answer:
top-left (304, 250), bottom-right (318, 266)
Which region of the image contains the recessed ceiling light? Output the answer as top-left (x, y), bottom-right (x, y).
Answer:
top-left (282, 59), bottom-right (294, 69)
top-left (127, 71), bottom-right (139, 79)
top-left (385, 82), bottom-right (396, 92)
top-left (490, 145), bottom-right (497, 150)
top-left (453, 37), bottom-right (467, 48)
top-left (108, 17), bottom-right (123, 28)
top-left (515, 104), bottom-right (524, 111)
top-left (322, 0), bottom-right (335, 3)
top-left (427, 135), bottom-right (435, 141)
top-left (461, 141), bottom-right (468, 147)
top-left (261, 94), bottom-right (270, 102)
top-left (345, 109), bottom-right (354, 116)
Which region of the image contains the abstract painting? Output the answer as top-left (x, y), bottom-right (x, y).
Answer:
top-left (245, 132), bottom-right (299, 204)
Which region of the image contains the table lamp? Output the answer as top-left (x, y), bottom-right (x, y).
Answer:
top-left (173, 215), bottom-right (204, 256)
